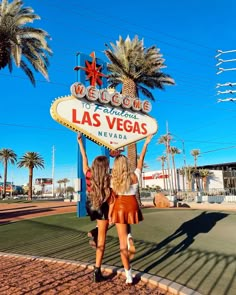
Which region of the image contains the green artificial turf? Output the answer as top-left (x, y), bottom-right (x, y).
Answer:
top-left (0, 208), bottom-right (236, 295)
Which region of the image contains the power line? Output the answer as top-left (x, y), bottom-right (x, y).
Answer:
top-left (41, 4), bottom-right (214, 69)
top-left (0, 122), bottom-right (64, 131)
top-left (0, 72), bottom-right (70, 88)
top-left (200, 146), bottom-right (236, 154)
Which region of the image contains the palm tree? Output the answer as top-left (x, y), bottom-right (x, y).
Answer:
top-left (191, 149), bottom-right (201, 191)
top-left (17, 152), bottom-right (44, 200)
top-left (185, 166), bottom-right (195, 191)
top-left (0, 0), bottom-right (52, 85)
top-left (178, 167), bottom-right (186, 192)
top-left (169, 146), bottom-right (181, 192)
top-left (157, 155), bottom-right (167, 190)
top-left (199, 169), bottom-right (214, 192)
top-left (158, 134), bottom-right (173, 193)
top-left (61, 178), bottom-right (70, 196)
top-left (0, 148), bottom-right (17, 198)
top-left (104, 35), bottom-right (175, 170)
top-left (191, 149), bottom-right (200, 168)
top-left (57, 179), bottom-right (63, 196)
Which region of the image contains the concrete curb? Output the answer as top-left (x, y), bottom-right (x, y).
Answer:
top-left (0, 252), bottom-right (201, 295)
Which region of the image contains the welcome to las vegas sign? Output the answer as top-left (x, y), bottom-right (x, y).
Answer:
top-left (50, 82), bottom-right (158, 150)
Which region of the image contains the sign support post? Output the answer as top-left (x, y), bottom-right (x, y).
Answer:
top-left (77, 135), bottom-right (87, 217)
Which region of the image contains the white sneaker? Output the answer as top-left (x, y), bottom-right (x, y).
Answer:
top-left (127, 233), bottom-right (135, 260)
top-left (124, 268), bottom-right (133, 284)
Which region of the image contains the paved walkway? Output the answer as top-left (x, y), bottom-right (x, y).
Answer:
top-left (0, 252), bottom-right (183, 295)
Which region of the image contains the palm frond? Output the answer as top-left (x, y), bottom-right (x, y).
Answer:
top-left (20, 60), bottom-right (35, 85)
top-left (104, 35), bottom-right (175, 101)
top-left (18, 152), bottom-right (44, 169)
top-left (137, 85), bottom-right (155, 100)
top-left (0, 0), bottom-right (52, 84)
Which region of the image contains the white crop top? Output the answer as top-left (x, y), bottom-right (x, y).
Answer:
top-left (117, 168), bottom-right (141, 196)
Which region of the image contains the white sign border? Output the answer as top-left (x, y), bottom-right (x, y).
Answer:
top-left (50, 95), bottom-right (158, 150)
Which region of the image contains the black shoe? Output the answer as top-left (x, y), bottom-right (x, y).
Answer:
top-left (93, 267), bottom-right (106, 283)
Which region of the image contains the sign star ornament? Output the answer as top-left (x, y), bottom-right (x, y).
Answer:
top-left (74, 52), bottom-right (106, 86)
top-left (50, 52), bottom-right (158, 150)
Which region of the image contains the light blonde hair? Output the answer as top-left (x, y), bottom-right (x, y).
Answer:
top-left (89, 156), bottom-right (111, 210)
top-left (111, 155), bottom-right (131, 194)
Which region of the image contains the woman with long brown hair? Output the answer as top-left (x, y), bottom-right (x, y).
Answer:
top-left (110, 134), bottom-right (153, 284)
top-left (77, 134), bottom-right (112, 282)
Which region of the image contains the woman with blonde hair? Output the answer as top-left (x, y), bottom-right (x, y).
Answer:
top-left (77, 133), bottom-right (112, 282)
top-left (110, 134), bottom-right (153, 284)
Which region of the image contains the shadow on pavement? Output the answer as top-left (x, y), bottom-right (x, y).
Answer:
top-left (0, 212), bottom-right (235, 294)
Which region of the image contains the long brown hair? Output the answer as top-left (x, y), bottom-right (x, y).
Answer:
top-left (88, 156), bottom-right (110, 210)
top-left (111, 155), bottom-right (131, 194)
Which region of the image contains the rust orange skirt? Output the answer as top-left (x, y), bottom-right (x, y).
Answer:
top-left (111, 195), bottom-right (143, 224)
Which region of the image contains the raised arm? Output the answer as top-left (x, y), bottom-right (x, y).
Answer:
top-left (137, 134), bottom-right (153, 171)
top-left (77, 133), bottom-right (89, 175)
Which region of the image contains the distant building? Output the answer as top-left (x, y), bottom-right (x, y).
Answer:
top-left (142, 169), bottom-right (223, 191)
top-left (0, 182), bottom-right (23, 195)
top-left (197, 162), bottom-right (236, 193)
top-left (142, 162), bottom-right (236, 193)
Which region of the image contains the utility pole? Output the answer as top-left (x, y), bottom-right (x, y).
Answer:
top-left (170, 132), bottom-right (187, 192)
top-left (215, 49), bottom-right (236, 103)
top-left (166, 121), bottom-right (173, 195)
top-left (52, 146), bottom-right (55, 197)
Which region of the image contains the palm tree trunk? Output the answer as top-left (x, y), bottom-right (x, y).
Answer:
top-left (123, 79), bottom-right (138, 171)
top-left (64, 183), bottom-right (66, 195)
top-left (28, 167), bottom-right (33, 201)
top-left (122, 79), bottom-right (141, 205)
top-left (172, 155), bottom-right (177, 192)
top-left (127, 143), bottom-right (137, 171)
top-left (165, 168), bottom-right (169, 190)
top-left (166, 146), bottom-right (172, 194)
top-left (182, 169), bottom-right (186, 191)
top-left (194, 157), bottom-right (197, 169)
top-left (182, 170), bottom-right (185, 192)
top-left (3, 159), bottom-right (7, 199)
top-left (203, 177), bottom-right (207, 191)
top-left (161, 163), bottom-right (166, 190)
top-left (187, 170), bottom-right (192, 191)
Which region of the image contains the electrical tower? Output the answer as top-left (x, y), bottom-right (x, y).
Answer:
top-left (215, 49), bottom-right (236, 103)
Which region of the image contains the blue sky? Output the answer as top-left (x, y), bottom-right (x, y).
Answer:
top-left (1, 0), bottom-right (236, 186)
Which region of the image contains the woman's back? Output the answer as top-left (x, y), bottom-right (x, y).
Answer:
top-left (116, 168), bottom-right (141, 196)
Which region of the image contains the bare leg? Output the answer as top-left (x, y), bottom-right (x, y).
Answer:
top-left (116, 223), bottom-right (133, 284)
top-left (95, 219), bottom-right (109, 267)
top-left (115, 223), bottom-right (130, 270)
top-left (126, 224), bottom-right (135, 259)
top-left (88, 226), bottom-right (98, 248)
